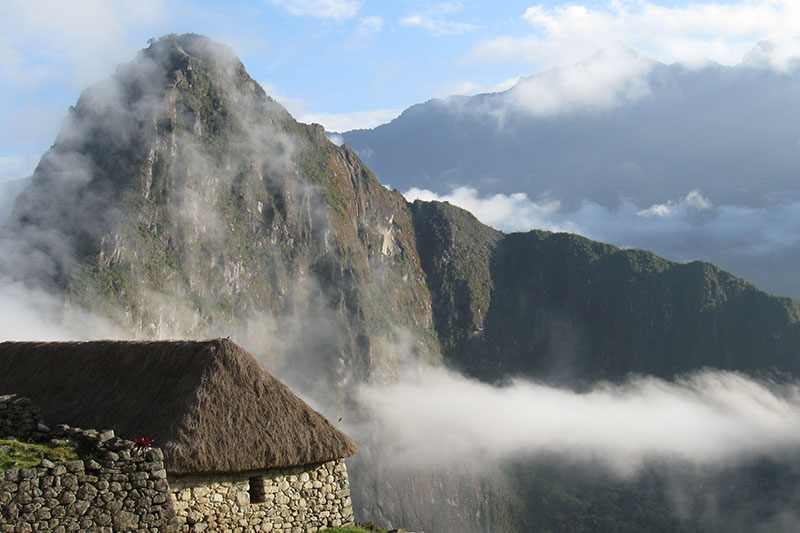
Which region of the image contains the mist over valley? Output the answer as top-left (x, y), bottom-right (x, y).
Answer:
top-left (343, 44), bottom-right (800, 300)
top-left (3, 25), bottom-right (800, 532)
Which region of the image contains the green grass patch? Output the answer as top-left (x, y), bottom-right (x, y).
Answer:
top-left (325, 523), bottom-right (389, 533)
top-left (325, 526), bottom-right (386, 533)
top-left (0, 439), bottom-right (78, 472)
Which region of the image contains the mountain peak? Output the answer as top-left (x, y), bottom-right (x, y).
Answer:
top-left (575, 41), bottom-right (660, 70)
top-left (142, 33), bottom-right (236, 69)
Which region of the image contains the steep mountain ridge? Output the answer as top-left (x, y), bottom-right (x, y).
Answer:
top-left (2, 34), bottom-right (438, 387)
top-left (412, 200), bottom-right (800, 383)
top-left (5, 34), bottom-right (800, 532)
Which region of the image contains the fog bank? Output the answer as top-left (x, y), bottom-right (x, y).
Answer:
top-left (357, 367), bottom-right (800, 477)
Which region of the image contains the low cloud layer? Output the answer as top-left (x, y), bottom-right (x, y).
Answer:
top-left (404, 186), bottom-right (800, 299)
top-left (300, 108), bottom-right (403, 132)
top-left (406, 186), bottom-right (575, 233)
top-left (357, 366), bottom-right (800, 477)
top-left (508, 42), bottom-right (657, 115)
top-left (0, 281), bottom-right (128, 341)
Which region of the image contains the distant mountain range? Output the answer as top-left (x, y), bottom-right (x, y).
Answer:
top-left (342, 44), bottom-right (800, 299)
top-left (343, 43), bottom-right (800, 209)
top-left (4, 35), bottom-right (800, 532)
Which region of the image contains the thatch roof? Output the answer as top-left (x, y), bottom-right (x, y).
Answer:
top-left (0, 338), bottom-right (356, 475)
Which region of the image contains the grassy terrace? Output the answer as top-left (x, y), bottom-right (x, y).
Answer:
top-left (326, 524), bottom-right (389, 533)
top-left (0, 439), bottom-right (78, 472)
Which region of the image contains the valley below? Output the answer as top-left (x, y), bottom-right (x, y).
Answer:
top-left (3, 34), bottom-right (800, 532)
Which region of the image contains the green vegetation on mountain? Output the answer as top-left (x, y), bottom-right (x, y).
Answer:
top-left (411, 200), bottom-right (800, 383)
top-left (7, 34), bottom-right (438, 389)
top-left (6, 33), bottom-right (800, 532)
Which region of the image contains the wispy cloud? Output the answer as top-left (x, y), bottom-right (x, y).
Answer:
top-left (359, 366), bottom-right (800, 476)
top-left (0, 282), bottom-right (128, 341)
top-left (0, 155), bottom-right (39, 183)
top-left (403, 186), bottom-right (800, 254)
top-left (406, 186), bottom-right (575, 233)
top-left (508, 42), bottom-right (656, 115)
top-left (356, 15), bottom-right (384, 38)
top-left (0, 0), bottom-right (166, 89)
top-left (436, 76), bottom-right (521, 97)
top-left (403, 186), bottom-right (800, 297)
top-left (466, 1), bottom-right (800, 71)
top-left (298, 108), bottom-right (402, 132)
top-left (260, 80), bottom-right (400, 131)
top-left (267, 0), bottom-right (360, 20)
top-left (400, 2), bottom-right (477, 37)
top-left (639, 190), bottom-right (713, 217)
top-left (400, 14), bottom-right (477, 36)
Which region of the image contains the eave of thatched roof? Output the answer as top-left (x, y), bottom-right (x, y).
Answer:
top-left (0, 338), bottom-right (356, 474)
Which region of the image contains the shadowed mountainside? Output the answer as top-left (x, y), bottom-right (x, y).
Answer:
top-left (343, 47), bottom-right (800, 210)
top-left (5, 34), bottom-right (800, 532)
top-left (2, 33), bottom-right (438, 390)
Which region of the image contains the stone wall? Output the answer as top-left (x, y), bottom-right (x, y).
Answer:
top-left (170, 459), bottom-right (355, 532)
top-left (2, 394), bottom-right (357, 532)
top-left (1, 423), bottom-right (179, 532)
top-left (0, 395), bottom-right (49, 441)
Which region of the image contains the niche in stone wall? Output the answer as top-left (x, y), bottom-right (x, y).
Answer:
top-left (249, 475), bottom-right (267, 504)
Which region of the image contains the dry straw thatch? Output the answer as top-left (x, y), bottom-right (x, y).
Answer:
top-left (0, 338), bottom-right (356, 474)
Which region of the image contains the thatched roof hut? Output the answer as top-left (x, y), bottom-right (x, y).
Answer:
top-left (0, 338), bottom-right (356, 475)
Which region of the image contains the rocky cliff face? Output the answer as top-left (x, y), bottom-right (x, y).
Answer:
top-left (7, 34), bottom-right (800, 532)
top-left (3, 34), bottom-right (438, 389)
top-left (412, 199), bottom-right (800, 384)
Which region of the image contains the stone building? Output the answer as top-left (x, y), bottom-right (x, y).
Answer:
top-left (0, 338), bottom-right (357, 532)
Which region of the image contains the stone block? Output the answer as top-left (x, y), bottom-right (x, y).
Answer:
top-left (112, 510), bottom-right (140, 530)
top-left (71, 500), bottom-right (90, 516)
top-left (65, 461), bottom-right (84, 474)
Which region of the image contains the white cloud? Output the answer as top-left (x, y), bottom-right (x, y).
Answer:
top-left (299, 108), bottom-right (403, 132)
top-left (0, 281), bottom-right (128, 341)
top-left (326, 133), bottom-right (344, 146)
top-left (638, 190), bottom-right (713, 217)
top-left (0, 155), bottom-right (39, 183)
top-left (405, 186), bottom-right (576, 233)
top-left (0, 0), bottom-right (166, 89)
top-left (467, 0), bottom-right (800, 71)
top-left (359, 366), bottom-right (800, 475)
top-left (437, 76), bottom-right (521, 98)
top-left (508, 41), bottom-right (657, 115)
top-left (267, 0), bottom-right (360, 20)
top-left (400, 13), bottom-right (477, 36)
top-left (260, 81), bottom-right (400, 131)
top-left (259, 82), bottom-right (308, 117)
top-left (403, 186), bottom-right (800, 294)
top-left (356, 15), bottom-right (384, 38)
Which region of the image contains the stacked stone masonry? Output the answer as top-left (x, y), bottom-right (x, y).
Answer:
top-left (0, 395), bottom-right (49, 441)
top-left (2, 395), bottom-right (357, 532)
top-left (0, 410), bottom-right (179, 532)
top-left (170, 459), bottom-right (355, 532)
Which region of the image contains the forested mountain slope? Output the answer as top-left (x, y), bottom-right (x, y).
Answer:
top-left (4, 34), bottom-right (800, 532)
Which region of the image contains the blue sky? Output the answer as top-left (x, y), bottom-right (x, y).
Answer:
top-left (1, 0), bottom-right (800, 181)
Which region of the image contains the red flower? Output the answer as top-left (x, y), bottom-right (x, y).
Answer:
top-left (133, 437), bottom-right (155, 449)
